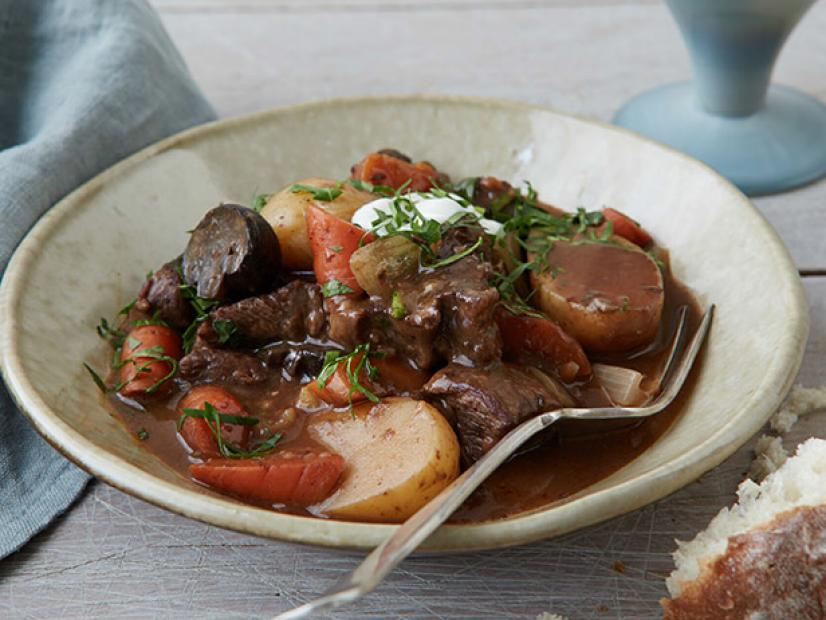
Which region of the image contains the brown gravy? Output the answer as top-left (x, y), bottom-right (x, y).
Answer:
top-left (106, 270), bottom-right (701, 524)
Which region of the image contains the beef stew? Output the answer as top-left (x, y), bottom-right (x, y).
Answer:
top-left (86, 150), bottom-right (702, 523)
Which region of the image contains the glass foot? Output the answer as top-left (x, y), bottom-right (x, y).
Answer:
top-left (613, 82), bottom-right (826, 196)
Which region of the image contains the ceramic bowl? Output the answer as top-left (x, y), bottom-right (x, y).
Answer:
top-left (0, 96), bottom-right (808, 551)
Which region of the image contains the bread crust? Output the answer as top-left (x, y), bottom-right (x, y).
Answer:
top-left (661, 504), bottom-right (826, 619)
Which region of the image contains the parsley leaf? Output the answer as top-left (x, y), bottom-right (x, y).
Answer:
top-left (137, 428), bottom-right (150, 441)
top-left (251, 193), bottom-right (272, 213)
top-left (426, 235), bottom-right (483, 270)
top-left (176, 269), bottom-right (221, 353)
top-left (96, 317), bottom-right (127, 350)
top-left (321, 279), bottom-right (355, 298)
top-left (316, 344), bottom-right (383, 409)
top-left (213, 319), bottom-right (239, 345)
top-left (83, 363), bottom-right (109, 394)
top-left (290, 183), bottom-right (343, 202)
top-left (177, 402), bottom-right (281, 459)
top-left (348, 179), bottom-right (397, 196)
top-left (118, 299), bottom-right (137, 316)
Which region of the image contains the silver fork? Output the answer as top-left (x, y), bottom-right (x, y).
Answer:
top-left (275, 304), bottom-right (714, 620)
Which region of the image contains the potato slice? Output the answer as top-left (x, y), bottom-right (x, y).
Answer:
top-left (307, 397), bottom-right (460, 522)
top-left (530, 237), bottom-right (664, 353)
top-left (259, 177), bottom-right (374, 270)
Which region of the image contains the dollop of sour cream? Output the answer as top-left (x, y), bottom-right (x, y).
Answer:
top-left (351, 193), bottom-right (502, 236)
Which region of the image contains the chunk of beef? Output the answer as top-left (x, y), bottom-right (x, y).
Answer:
top-left (472, 176), bottom-right (517, 215)
top-left (325, 253), bottom-right (502, 369)
top-left (138, 259), bottom-right (192, 330)
top-left (211, 280), bottom-right (325, 346)
top-left (423, 363), bottom-right (572, 463)
top-left (257, 341), bottom-right (332, 381)
top-left (397, 253), bottom-right (501, 367)
top-left (434, 224), bottom-right (494, 262)
top-left (179, 322), bottom-right (269, 384)
top-left (179, 280), bottom-right (326, 385)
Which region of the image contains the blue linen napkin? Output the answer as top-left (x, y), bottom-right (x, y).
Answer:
top-left (0, 0), bottom-right (214, 558)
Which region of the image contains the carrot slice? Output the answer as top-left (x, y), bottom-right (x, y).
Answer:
top-left (307, 351), bottom-right (372, 408)
top-left (306, 204), bottom-right (374, 295)
top-left (350, 153), bottom-right (441, 193)
top-left (602, 208), bottom-right (652, 247)
top-left (371, 357), bottom-right (429, 392)
top-left (118, 325), bottom-right (182, 396)
top-left (190, 450), bottom-right (345, 506)
top-left (178, 385), bottom-right (251, 458)
top-left (496, 310), bottom-right (592, 382)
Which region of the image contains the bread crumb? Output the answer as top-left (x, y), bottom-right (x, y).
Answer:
top-left (536, 614), bottom-right (568, 620)
top-left (748, 385), bottom-right (826, 482)
top-left (748, 435), bottom-right (788, 481)
top-left (769, 385), bottom-right (826, 433)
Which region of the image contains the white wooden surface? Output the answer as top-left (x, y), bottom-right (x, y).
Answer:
top-left (3, 1), bottom-right (826, 618)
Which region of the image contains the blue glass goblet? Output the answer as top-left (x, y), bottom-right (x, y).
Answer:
top-left (614, 0), bottom-right (826, 196)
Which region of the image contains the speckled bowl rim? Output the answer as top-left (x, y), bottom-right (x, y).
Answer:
top-left (0, 95), bottom-right (809, 552)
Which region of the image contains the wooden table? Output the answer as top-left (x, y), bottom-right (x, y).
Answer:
top-left (2, 2), bottom-right (825, 618)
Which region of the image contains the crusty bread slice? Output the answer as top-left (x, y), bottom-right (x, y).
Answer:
top-left (661, 438), bottom-right (826, 619)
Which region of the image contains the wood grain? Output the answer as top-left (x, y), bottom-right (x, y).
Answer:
top-left (3, 1), bottom-right (826, 618)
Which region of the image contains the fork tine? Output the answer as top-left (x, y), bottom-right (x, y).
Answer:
top-left (653, 304), bottom-right (714, 408)
top-left (656, 305), bottom-right (689, 393)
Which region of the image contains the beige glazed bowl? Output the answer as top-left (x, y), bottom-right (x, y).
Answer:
top-left (0, 96), bottom-right (809, 551)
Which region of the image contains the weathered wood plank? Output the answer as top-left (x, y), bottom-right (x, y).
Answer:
top-left (2, 276), bottom-right (824, 619)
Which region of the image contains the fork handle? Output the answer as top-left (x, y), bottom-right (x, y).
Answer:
top-left (275, 411), bottom-right (560, 620)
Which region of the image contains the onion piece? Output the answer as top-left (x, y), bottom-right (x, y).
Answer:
top-left (592, 363), bottom-right (650, 407)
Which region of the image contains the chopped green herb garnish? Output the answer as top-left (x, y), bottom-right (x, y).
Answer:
top-left (321, 279), bottom-right (355, 298)
top-left (330, 245), bottom-right (343, 254)
top-left (647, 251), bottom-right (667, 274)
top-left (572, 207), bottom-right (604, 233)
top-left (390, 291), bottom-right (407, 319)
top-left (131, 311), bottom-right (170, 329)
top-left (449, 177), bottom-right (479, 203)
top-left (348, 179), bottom-right (397, 196)
top-left (84, 363), bottom-right (109, 394)
top-left (178, 281), bottom-right (219, 317)
top-left (290, 183), bottom-right (343, 202)
top-left (115, 344), bottom-right (180, 394)
top-left (177, 404), bottom-right (259, 429)
top-left (426, 236), bottom-right (484, 270)
top-left (118, 299), bottom-right (137, 316)
top-left (316, 344), bottom-right (383, 409)
top-left (177, 402), bottom-right (281, 459)
top-left (96, 317), bottom-right (127, 349)
top-left (213, 319), bottom-right (239, 345)
top-left (137, 428), bottom-right (149, 441)
top-left (176, 271), bottom-right (221, 353)
top-left (251, 193), bottom-right (272, 213)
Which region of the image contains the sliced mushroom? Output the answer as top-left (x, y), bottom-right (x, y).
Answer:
top-left (182, 204), bottom-right (281, 301)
